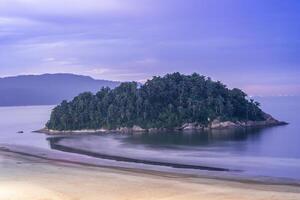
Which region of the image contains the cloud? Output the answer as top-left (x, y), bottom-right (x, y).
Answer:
top-left (0, 16), bottom-right (37, 26)
top-left (0, 0), bottom-right (299, 95)
top-left (244, 84), bottom-right (300, 96)
top-left (0, 0), bottom-right (151, 22)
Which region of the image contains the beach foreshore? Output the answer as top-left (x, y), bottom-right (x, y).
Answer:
top-left (0, 146), bottom-right (300, 200)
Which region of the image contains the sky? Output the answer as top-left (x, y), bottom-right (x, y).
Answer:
top-left (0, 0), bottom-right (299, 96)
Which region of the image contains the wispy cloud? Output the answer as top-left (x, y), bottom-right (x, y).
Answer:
top-left (0, 0), bottom-right (147, 18)
top-left (0, 0), bottom-right (299, 95)
top-left (244, 84), bottom-right (300, 97)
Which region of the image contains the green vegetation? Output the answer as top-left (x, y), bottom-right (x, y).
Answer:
top-left (46, 73), bottom-right (264, 131)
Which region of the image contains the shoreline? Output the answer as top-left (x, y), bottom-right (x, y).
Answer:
top-left (1, 144), bottom-right (300, 187)
top-left (38, 119), bottom-right (288, 135)
top-left (1, 148), bottom-right (300, 200)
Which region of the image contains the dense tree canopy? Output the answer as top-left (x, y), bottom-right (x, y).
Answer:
top-left (46, 73), bottom-right (264, 131)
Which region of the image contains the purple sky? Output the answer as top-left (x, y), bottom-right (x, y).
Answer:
top-left (0, 0), bottom-right (299, 96)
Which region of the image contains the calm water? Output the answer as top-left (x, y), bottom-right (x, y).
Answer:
top-left (1, 97), bottom-right (300, 181)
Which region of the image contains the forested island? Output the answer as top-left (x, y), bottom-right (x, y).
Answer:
top-left (45, 73), bottom-right (286, 133)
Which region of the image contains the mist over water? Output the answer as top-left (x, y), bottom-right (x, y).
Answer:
top-left (1, 97), bottom-right (300, 181)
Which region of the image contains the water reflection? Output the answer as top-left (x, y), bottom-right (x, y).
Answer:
top-left (45, 125), bottom-right (300, 180)
top-left (45, 127), bottom-right (273, 167)
top-left (123, 128), bottom-right (267, 148)
top-left (46, 135), bottom-right (231, 171)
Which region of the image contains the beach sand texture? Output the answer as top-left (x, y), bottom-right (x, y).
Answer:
top-left (0, 151), bottom-right (300, 200)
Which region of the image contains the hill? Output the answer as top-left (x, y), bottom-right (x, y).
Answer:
top-left (0, 73), bottom-right (120, 106)
top-left (45, 72), bottom-right (286, 132)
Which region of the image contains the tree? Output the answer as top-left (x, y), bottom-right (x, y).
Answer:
top-left (46, 73), bottom-right (265, 130)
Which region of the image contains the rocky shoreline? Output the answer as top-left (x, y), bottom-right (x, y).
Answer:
top-left (182, 114), bottom-right (288, 131)
top-left (38, 114), bottom-right (287, 135)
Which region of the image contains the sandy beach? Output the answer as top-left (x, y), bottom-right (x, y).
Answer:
top-left (1, 150), bottom-right (300, 200)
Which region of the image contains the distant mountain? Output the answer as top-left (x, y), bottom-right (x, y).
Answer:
top-left (0, 73), bottom-right (120, 106)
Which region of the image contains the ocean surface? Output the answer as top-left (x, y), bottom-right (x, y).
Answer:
top-left (1, 96), bottom-right (300, 181)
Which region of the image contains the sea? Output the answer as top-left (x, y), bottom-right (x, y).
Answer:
top-left (1, 96), bottom-right (300, 182)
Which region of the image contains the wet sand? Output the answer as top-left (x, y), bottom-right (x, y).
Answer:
top-left (1, 151), bottom-right (300, 200)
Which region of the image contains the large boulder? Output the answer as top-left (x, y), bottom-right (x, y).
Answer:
top-left (211, 119), bottom-right (238, 129)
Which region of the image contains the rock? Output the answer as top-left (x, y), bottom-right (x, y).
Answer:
top-left (132, 125), bottom-right (146, 132)
top-left (211, 120), bottom-right (238, 129)
top-left (181, 123), bottom-right (204, 130)
top-left (207, 113), bottom-right (288, 130)
top-left (116, 125), bottom-right (146, 133)
top-left (148, 128), bottom-right (160, 133)
top-left (116, 127), bottom-right (130, 133)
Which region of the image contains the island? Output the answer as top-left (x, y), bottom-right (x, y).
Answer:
top-left (44, 73), bottom-right (287, 134)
